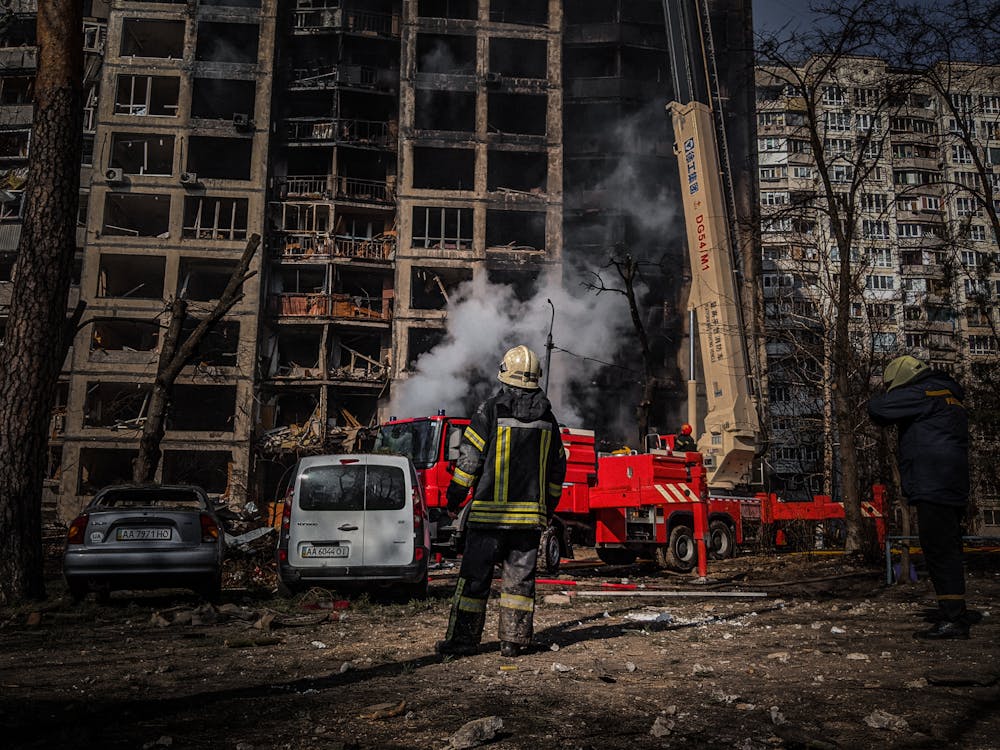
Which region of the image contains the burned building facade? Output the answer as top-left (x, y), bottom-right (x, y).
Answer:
top-left (2, 1), bottom-right (754, 519)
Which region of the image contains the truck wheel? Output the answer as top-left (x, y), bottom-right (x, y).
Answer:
top-left (597, 547), bottom-right (637, 566)
top-left (663, 525), bottom-right (697, 572)
top-left (537, 526), bottom-right (562, 574)
top-left (708, 520), bottom-right (735, 560)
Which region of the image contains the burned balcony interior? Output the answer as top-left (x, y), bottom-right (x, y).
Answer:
top-left (417, 0), bottom-right (476, 20)
top-left (410, 265), bottom-right (472, 309)
top-left (195, 22), bottom-right (261, 65)
top-left (178, 258), bottom-right (240, 300)
top-left (414, 90), bottom-right (475, 133)
top-left (162, 451), bottom-right (232, 495)
top-left (102, 193), bottom-right (171, 239)
top-left (489, 38), bottom-right (547, 80)
top-left (97, 254), bottom-right (166, 299)
top-left (120, 19), bottom-right (185, 60)
top-left (109, 133), bottom-right (175, 176)
top-left (262, 325), bottom-right (386, 383)
top-left (411, 205), bottom-right (472, 251)
top-left (190, 78), bottom-right (256, 121)
top-left (488, 149), bottom-right (547, 193)
top-left (486, 208), bottom-right (546, 252)
top-left (487, 93), bottom-right (547, 137)
top-left (266, 325), bottom-right (323, 378)
top-left (114, 74), bottom-right (181, 117)
top-left (90, 319), bottom-right (160, 358)
top-left (412, 147), bottom-right (474, 190)
top-left (268, 264), bottom-right (392, 321)
top-left (84, 381), bottom-right (151, 429)
top-left (182, 196), bottom-right (249, 241)
top-left (406, 326), bottom-right (446, 369)
top-left (186, 137), bottom-right (253, 180)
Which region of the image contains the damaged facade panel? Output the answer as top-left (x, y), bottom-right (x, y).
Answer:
top-left (190, 77), bottom-right (256, 120)
top-left (96, 254), bottom-right (166, 298)
top-left (412, 146), bottom-right (474, 190)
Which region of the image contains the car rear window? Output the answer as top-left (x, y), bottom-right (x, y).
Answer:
top-left (298, 464), bottom-right (406, 512)
top-left (94, 488), bottom-right (206, 509)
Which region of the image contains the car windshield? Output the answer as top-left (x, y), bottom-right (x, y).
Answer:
top-left (298, 464), bottom-right (406, 511)
top-left (93, 488), bottom-right (207, 510)
top-left (374, 420), bottom-right (442, 469)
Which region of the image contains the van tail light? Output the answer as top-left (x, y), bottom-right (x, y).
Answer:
top-left (414, 546), bottom-right (425, 561)
top-left (67, 514), bottom-right (88, 544)
top-left (200, 513), bottom-right (220, 543)
top-left (277, 548), bottom-right (288, 562)
top-left (281, 501), bottom-right (292, 530)
top-left (412, 487), bottom-right (424, 531)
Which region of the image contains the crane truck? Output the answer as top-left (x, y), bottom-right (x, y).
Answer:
top-left (369, 1), bottom-right (885, 574)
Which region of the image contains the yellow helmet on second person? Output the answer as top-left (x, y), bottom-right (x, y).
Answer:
top-left (883, 355), bottom-right (929, 391)
top-left (498, 345), bottom-right (542, 390)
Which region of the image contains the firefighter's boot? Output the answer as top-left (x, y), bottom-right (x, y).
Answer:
top-left (914, 620), bottom-right (970, 640)
top-left (439, 583), bottom-right (487, 657)
top-left (500, 641), bottom-right (528, 658)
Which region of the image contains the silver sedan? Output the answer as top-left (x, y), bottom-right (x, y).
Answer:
top-left (63, 484), bottom-right (225, 602)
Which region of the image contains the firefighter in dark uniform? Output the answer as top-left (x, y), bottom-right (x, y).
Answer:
top-left (674, 423), bottom-right (697, 452)
top-left (436, 345), bottom-right (567, 658)
top-left (868, 355), bottom-right (976, 639)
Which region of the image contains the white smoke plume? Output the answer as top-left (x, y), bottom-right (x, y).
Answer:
top-left (389, 273), bottom-right (634, 427)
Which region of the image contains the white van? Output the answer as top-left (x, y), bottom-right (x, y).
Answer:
top-left (276, 454), bottom-right (430, 598)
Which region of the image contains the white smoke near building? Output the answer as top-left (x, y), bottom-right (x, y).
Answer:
top-left (389, 273), bottom-right (634, 427)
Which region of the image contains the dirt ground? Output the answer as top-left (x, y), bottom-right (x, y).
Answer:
top-left (1, 550), bottom-right (998, 750)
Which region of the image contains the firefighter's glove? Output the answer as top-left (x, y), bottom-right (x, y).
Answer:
top-left (446, 482), bottom-right (467, 516)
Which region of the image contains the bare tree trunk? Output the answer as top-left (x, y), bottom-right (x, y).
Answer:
top-left (133, 298), bottom-right (188, 483)
top-left (131, 234), bottom-right (260, 483)
top-left (0, 1), bottom-right (83, 604)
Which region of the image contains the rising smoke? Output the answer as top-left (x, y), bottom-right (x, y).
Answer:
top-left (389, 272), bottom-right (633, 428)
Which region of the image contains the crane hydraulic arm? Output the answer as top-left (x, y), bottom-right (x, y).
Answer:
top-left (663, 0), bottom-right (759, 490)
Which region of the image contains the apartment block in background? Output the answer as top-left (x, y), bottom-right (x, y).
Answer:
top-left (58, 0), bottom-right (277, 519)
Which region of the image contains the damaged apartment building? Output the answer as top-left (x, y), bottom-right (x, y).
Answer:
top-left (1, 0), bottom-right (754, 518)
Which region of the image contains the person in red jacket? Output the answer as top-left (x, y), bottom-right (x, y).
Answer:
top-left (868, 355), bottom-right (976, 640)
top-left (436, 345), bottom-right (567, 658)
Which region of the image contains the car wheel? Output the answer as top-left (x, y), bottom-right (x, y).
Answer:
top-left (536, 526), bottom-right (561, 574)
top-left (596, 547), bottom-right (638, 566)
top-left (708, 520), bottom-right (735, 560)
top-left (663, 524), bottom-right (697, 572)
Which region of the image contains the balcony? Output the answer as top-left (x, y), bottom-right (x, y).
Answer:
top-left (285, 117), bottom-right (395, 148)
top-left (293, 7), bottom-right (400, 38)
top-left (269, 292), bottom-right (392, 322)
top-left (273, 232), bottom-right (396, 263)
top-left (0, 105), bottom-right (32, 129)
top-left (278, 175), bottom-right (395, 206)
top-left (0, 48), bottom-right (37, 71)
top-left (289, 64), bottom-right (396, 92)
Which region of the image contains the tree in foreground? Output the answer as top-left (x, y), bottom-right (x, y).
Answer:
top-left (0, 0), bottom-right (83, 604)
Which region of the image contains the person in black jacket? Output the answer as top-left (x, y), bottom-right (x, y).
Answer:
top-left (436, 345), bottom-right (567, 658)
top-left (868, 355), bottom-right (975, 639)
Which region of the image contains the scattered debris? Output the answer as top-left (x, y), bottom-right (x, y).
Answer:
top-left (904, 678), bottom-right (928, 689)
top-left (543, 594), bottom-right (572, 605)
top-left (769, 706), bottom-right (786, 726)
top-left (650, 715), bottom-right (675, 737)
top-left (846, 653), bottom-right (870, 661)
top-left (625, 661), bottom-right (637, 673)
top-left (550, 663), bottom-right (573, 673)
top-left (446, 716), bottom-right (504, 750)
top-left (357, 700), bottom-right (406, 720)
top-left (223, 636), bottom-right (282, 648)
top-left (830, 626), bottom-right (846, 634)
top-left (311, 641), bottom-right (328, 649)
top-left (766, 651), bottom-right (790, 663)
top-left (624, 610), bottom-right (674, 623)
top-left (25, 612), bottom-right (41, 627)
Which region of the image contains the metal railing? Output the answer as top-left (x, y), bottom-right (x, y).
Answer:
top-left (337, 177), bottom-right (394, 204)
top-left (294, 8), bottom-right (397, 36)
top-left (274, 232), bottom-right (395, 262)
top-left (286, 117), bottom-right (391, 146)
top-left (280, 175), bottom-right (330, 198)
top-left (269, 292), bottom-right (392, 321)
top-left (289, 65), bottom-right (379, 89)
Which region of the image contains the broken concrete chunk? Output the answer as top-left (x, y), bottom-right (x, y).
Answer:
top-left (447, 716), bottom-right (504, 749)
top-left (543, 594), bottom-right (571, 605)
top-left (766, 651), bottom-right (790, 663)
top-left (864, 709), bottom-right (909, 731)
top-left (905, 678), bottom-right (928, 689)
top-left (550, 662), bottom-right (573, 673)
top-left (769, 706), bottom-right (786, 726)
top-left (830, 626), bottom-right (846, 634)
top-left (357, 700), bottom-right (406, 720)
top-left (650, 716), bottom-right (675, 738)
top-left (846, 653), bottom-right (870, 661)
top-left (625, 661), bottom-right (637, 673)
top-left (149, 612), bottom-right (171, 628)
top-left (311, 640), bottom-right (328, 649)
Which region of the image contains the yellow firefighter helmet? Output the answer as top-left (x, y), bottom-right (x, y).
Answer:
top-left (498, 345), bottom-right (542, 390)
top-left (883, 355), bottom-right (929, 391)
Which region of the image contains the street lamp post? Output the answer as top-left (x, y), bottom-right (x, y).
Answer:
top-left (544, 298), bottom-right (555, 392)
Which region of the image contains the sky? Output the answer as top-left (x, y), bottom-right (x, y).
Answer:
top-left (753, 0), bottom-right (942, 32)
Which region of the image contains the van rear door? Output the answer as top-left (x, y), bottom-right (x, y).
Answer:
top-left (290, 460), bottom-right (366, 569)
top-left (362, 460), bottom-right (414, 566)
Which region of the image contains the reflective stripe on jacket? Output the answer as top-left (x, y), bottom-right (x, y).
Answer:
top-left (446, 386), bottom-right (567, 529)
